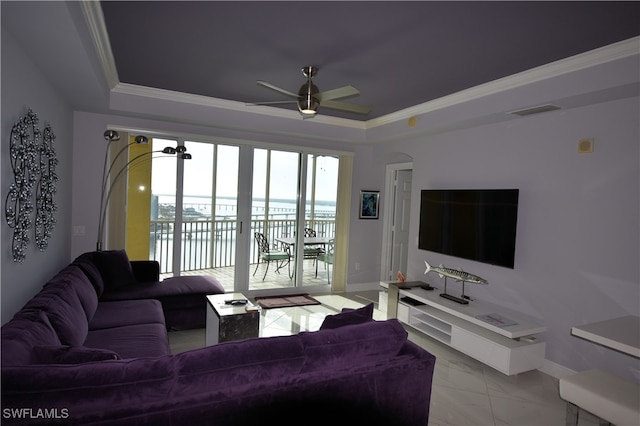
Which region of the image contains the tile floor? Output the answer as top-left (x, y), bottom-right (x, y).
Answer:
top-left (168, 292), bottom-right (600, 426)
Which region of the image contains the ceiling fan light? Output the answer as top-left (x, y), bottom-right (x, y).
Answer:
top-left (298, 99), bottom-right (319, 115)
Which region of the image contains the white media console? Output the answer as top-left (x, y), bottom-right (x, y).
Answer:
top-left (381, 281), bottom-right (546, 375)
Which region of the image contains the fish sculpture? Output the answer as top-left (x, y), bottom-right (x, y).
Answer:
top-left (424, 261), bottom-right (488, 285)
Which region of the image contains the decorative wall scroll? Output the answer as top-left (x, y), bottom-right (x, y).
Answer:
top-left (4, 108), bottom-right (58, 262)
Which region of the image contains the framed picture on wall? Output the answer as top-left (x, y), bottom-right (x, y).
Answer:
top-left (359, 190), bottom-right (380, 219)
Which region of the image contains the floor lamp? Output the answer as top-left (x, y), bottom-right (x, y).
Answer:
top-left (96, 130), bottom-right (191, 251)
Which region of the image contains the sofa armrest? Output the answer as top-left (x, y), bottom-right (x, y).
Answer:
top-left (131, 261), bottom-right (160, 282)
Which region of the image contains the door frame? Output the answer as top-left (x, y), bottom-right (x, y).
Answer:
top-left (380, 162), bottom-right (413, 281)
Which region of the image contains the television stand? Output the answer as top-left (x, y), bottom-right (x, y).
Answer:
top-left (381, 282), bottom-right (546, 375)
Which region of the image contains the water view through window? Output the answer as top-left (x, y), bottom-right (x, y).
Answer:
top-left (146, 140), bottom-right (338, 291)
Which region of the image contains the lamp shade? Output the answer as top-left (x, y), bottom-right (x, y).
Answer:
top-left (103, 130), bottom-right (120, 141)
top-left (135, 135), bottom-right (149, 144)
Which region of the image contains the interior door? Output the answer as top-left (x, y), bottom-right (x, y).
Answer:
top-left (390, 169), bottom-right (412, 279)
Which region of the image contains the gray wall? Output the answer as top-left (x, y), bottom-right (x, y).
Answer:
top-left (1, 28), bottom-right (74, 324)
top-left (373, 96), bottom-right (640, 380)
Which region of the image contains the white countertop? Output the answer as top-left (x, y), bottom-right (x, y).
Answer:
top-left (571, 315), bottom-right (640, 358)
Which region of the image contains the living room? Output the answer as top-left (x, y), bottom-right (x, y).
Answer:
top-left (1, 2), bottom-right (638, 423)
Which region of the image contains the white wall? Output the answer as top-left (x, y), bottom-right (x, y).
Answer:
top-left (1, 28), bottom-right (74, 324)
top-left (373, 96), bottom-right (640, 380)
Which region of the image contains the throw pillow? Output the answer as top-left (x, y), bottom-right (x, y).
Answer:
top-left (34, 345), bottom-right (120, 364)
top-left (319, 302), bottom-right (374, 330)
top-left (95, 249), bottom-right (137, 290)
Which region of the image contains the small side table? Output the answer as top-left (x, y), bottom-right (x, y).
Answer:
top-left (205, 293), bottom-right (260, 345)
top-left (383, 281), bottom-right (435, 319)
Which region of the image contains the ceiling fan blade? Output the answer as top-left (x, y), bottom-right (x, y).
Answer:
top-left (316, 85), bottom-right (360, 102)
top-left (256, 80), bottom-right (298, 99)
top-left (321, 100), bottom-right (371, 115)
top-left (246, 100), bottom-right (297, 106)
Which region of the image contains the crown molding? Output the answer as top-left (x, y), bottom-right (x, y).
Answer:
top-left (80, 0), bottom-right (119, 89)
top-left (366, 36), bottom-right (640, 129)
top-left (82, 0), bottom-right (637, 132)
top-left (111, 83), bottom-right (367, 130)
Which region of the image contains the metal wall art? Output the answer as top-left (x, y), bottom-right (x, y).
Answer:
top-left (4, 108), bottom-right (58, 263)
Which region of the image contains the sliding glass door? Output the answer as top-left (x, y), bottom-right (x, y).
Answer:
top-left (249, 149), bottom-right (338, 291)
top-left (120, 135), bottom-right (342, 295)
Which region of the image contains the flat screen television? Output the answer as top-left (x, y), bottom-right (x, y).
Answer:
top-left (418, 189), bottom-right (519, 269)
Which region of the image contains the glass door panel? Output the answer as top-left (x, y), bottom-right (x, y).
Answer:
top-left (147, 139), bottom-right (239, 289)
top-left (304, 155), bottom-right (338, 286)
top-left (250, 149), bottom-right (299, 290)
top-left (213, 145), bottom-right (240, 288)
top-left (180, 142), bottom-right (239, 291)
top-left (149, 138), bottom-right (178, 276)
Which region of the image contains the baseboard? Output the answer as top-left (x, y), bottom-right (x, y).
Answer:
top-left (539, 359), bottom-right (576, 379)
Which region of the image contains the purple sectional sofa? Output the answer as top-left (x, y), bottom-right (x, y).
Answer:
top-left (73, 250), bottom-right (225, 330)
top-left (1, 252), bottom-right (437, 425)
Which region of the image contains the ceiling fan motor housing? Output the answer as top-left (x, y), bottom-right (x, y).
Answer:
top-left (298, 80), bottom-right (320, 114)
top-left (254, 64), bottom-right (369, 116)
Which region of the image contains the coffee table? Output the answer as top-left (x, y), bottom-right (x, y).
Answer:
top-left (205, 293), bottom-right (260, 345)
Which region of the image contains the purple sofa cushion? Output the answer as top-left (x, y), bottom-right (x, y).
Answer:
top-left (175, 335), bottom-right (305, 389)
top-left (102, 275), bottom-right (225, 301)
top-left (23, 277), bottom-right (89, 346)
top-left (34, 345), bottom-right (120, 364)
top-left (84, 323), bottom-right (169, 359)
top-left (41, 265), bottom-right (98, 321)
top-left (94, 249), bottom-right (137, 290)
top-left (1, 310), bottom-right (61, 366)
top-left (162, 275), bottom-right (225, 294)
top-left (300, 319), bottom-right (408, 373)
top-left (100, 275), bottom-right (224, 330)
top-left (72, 251), bottom-right (105, 297)
top-left (320, 302), bottom-right (374, 330)
top-left (89, 300), bottom-right (165, 330)
top-left (2, 356), bottom-right (175, 421)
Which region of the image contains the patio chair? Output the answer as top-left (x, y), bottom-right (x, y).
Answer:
top-left (316, 239), bottom-right (334, 284)
top-left (253, 232), bottom-right (291, 280)
top-left (303, 228), bottom-right (325, 263)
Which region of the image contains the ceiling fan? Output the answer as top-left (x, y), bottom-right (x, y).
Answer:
top-left (251, 66), bottom-right (371, 118)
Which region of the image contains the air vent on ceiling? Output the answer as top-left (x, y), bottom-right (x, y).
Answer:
top-left (508, 104), bottom-right (561, 117)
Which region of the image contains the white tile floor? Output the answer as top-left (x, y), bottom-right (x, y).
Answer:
top-left (168, 292), bottom-right (600, 426)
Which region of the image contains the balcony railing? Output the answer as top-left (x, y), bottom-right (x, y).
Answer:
top-left (150, 218), bottom-right (335, 275)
